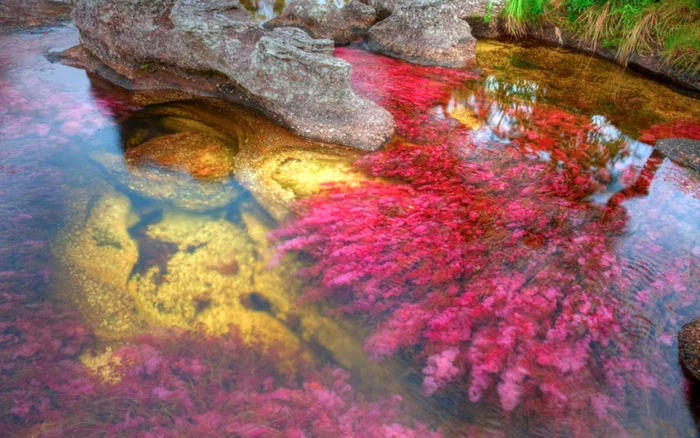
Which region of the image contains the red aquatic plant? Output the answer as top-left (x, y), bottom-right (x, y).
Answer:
top-left (274, 142), bottom-right (653, 435)
top-left (0, 314), bottom-right (439, 437)
top-left (0, 36), bottom-right (438, 437)
top-left (58, 331), bottom-right (440, 438)
top-left (273, 48), bottom-right (699, 436)
top-left (335, 46), bottom-right (478, 143)
top-left (638, 119), bottom-right (700, 144)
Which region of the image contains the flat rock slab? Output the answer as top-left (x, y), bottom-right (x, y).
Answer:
top-left (680, 319), bottom-right (700, 381)
top-left (655, 138), bottom-right (700, 172)
top-left (70, 0), bottom-right (394, 151)
top-left (367, 0), bottom-right (477, 68)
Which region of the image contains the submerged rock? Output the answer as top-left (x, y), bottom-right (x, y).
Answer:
top-left (51, 187), bottom-right (145, 339)
top-left (126, 208), bottom-right (383, 377)
top-left (112, 99), bottom-right (370, 220)
top-left (266, 0), bottom-right (376, 44)
top-left (367, 0), bottom-right (477, 67)
top-left (680, 319), bottom-right (700, 381)
top-left (124, 132), bottom-right (236, 180)
top-left (92, 150), bottom-right (242, 212)
top-left (234, 142), bottom-right (368, 221)
top-left (655, 138), bottom-right (700, 173)
top-left (69, 0), bottom-right (394, 151)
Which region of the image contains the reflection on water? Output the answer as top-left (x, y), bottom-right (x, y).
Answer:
top-left (1, 25), bottom-right (700, 437)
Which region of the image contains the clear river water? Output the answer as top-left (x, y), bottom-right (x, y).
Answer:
top-left (1, 22), bottom-right (699, 438)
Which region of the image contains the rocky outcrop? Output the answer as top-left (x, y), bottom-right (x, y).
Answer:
top-left (452, 0), bottom-right (505, 18)
top-left (359, 0), bottom-right (398, 20)
top-left (655, 138), bottom-right (700, 172)
top-left (266, 0), bottom-right (375, 44)
top-left (360, 0), bottom-right (501, 21)
top-left (367, 0), bottom-right (477, 67)
top-left (69, 0), bottom-right (394, 151)
top-left (0, 0), bottom-right (74, 28)
top-left (680, 319), bottom-right (700, 381)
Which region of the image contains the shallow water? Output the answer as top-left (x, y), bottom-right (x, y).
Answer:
top-left (1, 24), bottom-right (699, 437)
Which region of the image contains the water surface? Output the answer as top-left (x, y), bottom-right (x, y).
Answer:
top-left (1, 24), bottom-right (699, 437)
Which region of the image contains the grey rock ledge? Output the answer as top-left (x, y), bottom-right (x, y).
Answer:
top-left (69, 0), bottom-right (395, 151)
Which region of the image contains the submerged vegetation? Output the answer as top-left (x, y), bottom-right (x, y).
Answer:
top-left (274, 46), bottom-right (700, 435)
top-left (502, 0), bottom-right (700, 74)
top-left (1, 15), bottom-right (700, 438)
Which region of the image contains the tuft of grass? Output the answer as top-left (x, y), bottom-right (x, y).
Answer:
top-left (503, 0), bottom-right (547, 36)
top-left (568, 0), bottom-right (700, 75)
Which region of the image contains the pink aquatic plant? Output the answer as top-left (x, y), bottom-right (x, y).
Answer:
top-left (0, 314), bottom-right (439, 437)
top-left (0, 33), bottom-right (438, 437)
top-left (335, 46), bottom-right (478, 143)
top-left (273, 47), bottom-right (700, 435)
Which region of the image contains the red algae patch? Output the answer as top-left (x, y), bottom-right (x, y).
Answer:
top-left (274, 45), bottom-right (700, 435)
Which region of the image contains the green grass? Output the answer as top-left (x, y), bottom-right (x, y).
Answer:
top-left (503, 0), bottom-right (547, 35)
top-left (500, 0), bottom-right (700, 75)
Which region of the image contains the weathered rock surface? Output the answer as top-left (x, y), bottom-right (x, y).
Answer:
top-left (360, 0), bottom-right (501, 21)
top-left (359, 0), bottom-right (398, 20)
top-left (70, 0), bottom-right (394, 151)
top-left (266, 0), bottom-right (375, 44)
top-left (0, 0), bottom-right (73, 28)
top-left (655, 138), bottom-right (700, 173)
top-left (452, 0), bottom-right (505, 18)
top-left (367, 0), bottom-right (477, 67)
top-left (679, 319), bottom-right (700, 381)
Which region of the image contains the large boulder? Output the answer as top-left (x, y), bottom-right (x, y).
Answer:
top-left (359, 0), bottom-right (399, 20)
top-left (70, 0), bottom-right (394, 151)
top-left (451, 0), bottom-right (505, 18)
top-left (266, 0), bottom-right (376, 44)
top-left (367, 0), bottom-right (477, 67)
top-left (680, 319), bottom-right (700, 381)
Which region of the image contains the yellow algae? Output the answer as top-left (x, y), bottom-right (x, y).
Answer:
top-left (124, 131), bottom-right (237, 180)
top-left (235, 148), bottom-right (366, 220)
top-left (448, 105), bottom-right (482, 130)
top-left (51, 187), bottom-right (145, 339)
top-left (79, 346), bottom-right (122, 384)
top-left (126, 209), bottom-right (305, 366)
top-left (473, 40), bottom-right (700, 135)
